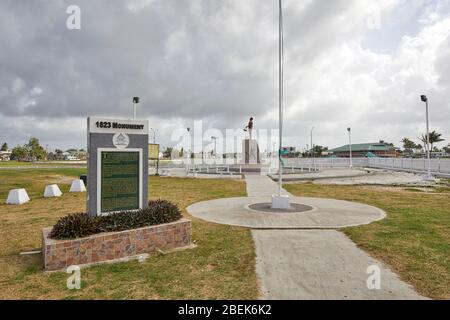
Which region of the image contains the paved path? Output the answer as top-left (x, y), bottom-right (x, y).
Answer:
top-left (188, 174), bottom-right (425, 299)
top-left (245, 174), bottom-right (289, 197)
top-left (253, 229), bottom-right (424, 300)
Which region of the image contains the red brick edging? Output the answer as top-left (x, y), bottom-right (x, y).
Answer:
top-left (42, 218), bottom-right (192, 271)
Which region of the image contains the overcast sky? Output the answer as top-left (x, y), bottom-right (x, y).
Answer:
top-left (0, 0), bottom-right (449, 152)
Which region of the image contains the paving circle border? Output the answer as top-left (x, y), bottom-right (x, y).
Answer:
top-left (187, 196), bottom-right (386, 229)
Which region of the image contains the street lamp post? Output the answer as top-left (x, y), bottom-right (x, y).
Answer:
top-left (421, 95), bottom-right (433, 180)
top-left (132, 97), bottom-right (140, 120)
top-left (186, 128), bottom-right (191, 169)
top-left (310, 127), bottom-right (315, 169)
top-left (347, 127), bottom-right (353, 168)
top-left (150, 128), bottom-right (159, 176)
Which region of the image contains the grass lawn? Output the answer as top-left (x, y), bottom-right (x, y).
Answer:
top-left (0, 169), bottom-right (257, 299)
top-left (285, 183), bottom-right (450, 300)
top-left (0, 161), bottom-right (86, 167)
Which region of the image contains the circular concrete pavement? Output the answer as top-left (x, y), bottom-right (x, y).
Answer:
top-left (186, 196), bottom-right (386, 229)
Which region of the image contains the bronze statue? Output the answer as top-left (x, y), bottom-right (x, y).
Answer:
top-left (244, 117), bottom-right (254, 140)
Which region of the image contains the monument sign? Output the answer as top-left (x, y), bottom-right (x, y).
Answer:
top-left (87, 117), bottom-right (149, 216)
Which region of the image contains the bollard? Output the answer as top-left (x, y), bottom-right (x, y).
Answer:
top-left (6, 189), bottom-right (30, 205)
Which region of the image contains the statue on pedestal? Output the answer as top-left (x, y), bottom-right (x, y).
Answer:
top-left (243, 117), bottom-right (254, 140)
top-left (242, 117), bottom-right (260, 164)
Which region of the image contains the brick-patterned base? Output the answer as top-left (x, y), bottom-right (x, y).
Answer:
top-left (42, 218), bottom-right (192, 271)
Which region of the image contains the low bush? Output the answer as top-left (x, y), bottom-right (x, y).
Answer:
top-left (49, 199), bottom-right (182, 240)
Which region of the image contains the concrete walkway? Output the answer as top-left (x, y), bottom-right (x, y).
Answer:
top-left (253, 229), bottom-right (424, 300)
top-left (245, 174), bottom-right (289, 197)
top-left (187, 174), bottom-right (425, 299)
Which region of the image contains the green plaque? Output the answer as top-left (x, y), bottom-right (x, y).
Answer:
top-left (100, 151), bottom-right (140, 213)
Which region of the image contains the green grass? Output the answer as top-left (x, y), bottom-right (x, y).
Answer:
top-left (0, 170), bottom-right (257, 299)
top-left (285, 183), bottom-right (450, 300)
top-left (0, 168), bottom-right (86, 199)
top-left (0, 161), bottom-right (86, 167)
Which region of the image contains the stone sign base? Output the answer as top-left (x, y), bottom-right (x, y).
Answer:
top-left (242, 139), bottom-right (260, 164)
top-left (42, 218), bottom-right (192, 271)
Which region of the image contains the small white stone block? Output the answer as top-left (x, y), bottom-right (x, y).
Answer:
top-left (70, 179), bottom-right (86, 193)
top-left (44, 184), bottom-right (62, 198)
top-left (271, 195), bottom-right (291, 210)
top-left (6, 189), bottom-right (30, 205)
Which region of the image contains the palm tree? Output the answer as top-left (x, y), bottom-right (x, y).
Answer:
top-left (401, 138), bottom-right (416, 153)
top-left (420, 131), bottom-right (445, 151)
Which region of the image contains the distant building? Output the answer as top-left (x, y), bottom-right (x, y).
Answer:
top-left (282, 147), bottom-right (296, 153)
top-left (329, 143), bottom-right (399, 158)
top-left (281, 147), bottom-right (297, 157)
top-left (63, 152), bottom-right (80, 161)
top-left (0, 150), bottom-right (12, 161)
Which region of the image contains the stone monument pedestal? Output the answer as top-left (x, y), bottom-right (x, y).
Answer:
top-left (242, 139), bottom-right (260, 164)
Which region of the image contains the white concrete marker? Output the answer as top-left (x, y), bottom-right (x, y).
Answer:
top-left (44, 184), bottom-right (62, 198)
top-left (69, 179), bottom-right (86, 193)
top-left (6, 188), bottom-right (30, 205)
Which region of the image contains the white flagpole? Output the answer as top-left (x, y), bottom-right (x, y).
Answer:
top-left (278, 0), bottom-right (284, 196)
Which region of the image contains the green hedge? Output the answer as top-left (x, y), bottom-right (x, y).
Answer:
top-left (49, 199), bottom-right (182, 240)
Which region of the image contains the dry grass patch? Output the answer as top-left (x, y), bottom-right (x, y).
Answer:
top-left (0, 170), bottom-right (257, 299)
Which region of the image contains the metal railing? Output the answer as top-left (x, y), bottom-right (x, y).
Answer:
top-left (283, 157), bottom-right (450, 176)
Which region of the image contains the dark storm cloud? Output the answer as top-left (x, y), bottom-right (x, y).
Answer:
top-left (0, 0), bottom-right (449, 150)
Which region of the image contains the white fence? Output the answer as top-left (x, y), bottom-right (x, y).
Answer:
top-left (284, 157), bottom-right (450, 176)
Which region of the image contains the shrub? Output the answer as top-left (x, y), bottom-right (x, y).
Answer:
top-left (49, 199), bottom-right (182, 240)
top-left (49, 213), bottom-right (100, 240)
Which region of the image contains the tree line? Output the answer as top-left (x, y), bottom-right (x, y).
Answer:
top-left (402, 131), bottom-right (448, 154)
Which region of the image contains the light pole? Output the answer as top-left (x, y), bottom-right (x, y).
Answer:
top-left (186, 128), bottom-right (191, 167)
top-left (272, 0), bottom-right (290, 209)
top-left (150, 128), bottom-right (159, 175)
top-left (310, 127), bottom-right (315, 169)
top-left (347, 127), bottom-right (353, 168)
top-left (421, 95), bottom-right (433, 180)
top-left (132, 97), bottom-right (140, 120)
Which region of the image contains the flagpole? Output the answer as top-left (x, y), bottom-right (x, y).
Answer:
top-left (278, 0), bottom-right (283, 196)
